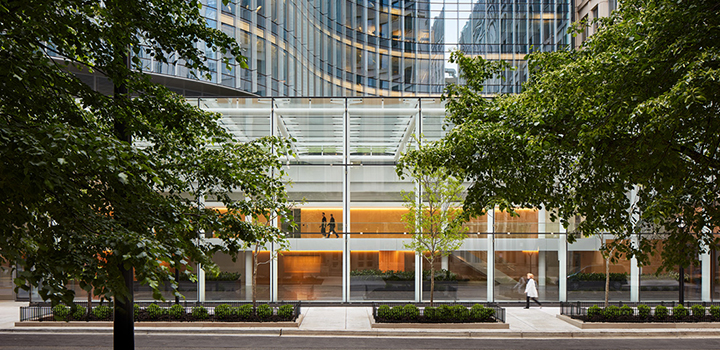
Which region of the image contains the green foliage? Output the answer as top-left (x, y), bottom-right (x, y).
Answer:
top-left (256, 304), bottom-right (273, 319)
top-left (377, 305), bottom-right (391, 319)
top-left (72, 305), bottom-right (86, 320)
top-left (191, 306), bottom-right (208, 320)
top-left (0, 0), bottom-right (293, 308)
top-left (567, 273), bottom-right (628, 282)
top-left (655, 305), bottom-right (669, 318)
top-left (450, 305), bottom-right (469, 321)
top-left (53, 305), bottom-right (70, 321)
top-left (390, 305), bottom-right (404, 320)
top-left (470, 304), bottom-right (494, 321)
top-left (92, 305), bottom-right (112, 320)
top-left (350, 269), bottom-right (459, 281)
top-left (691, 304), bottom-right (706, 317)
top-left (207, 272), bottom-right (242, 281)
top-left (620, 305), bottom-right (633, 317)
top-left (673, 305), bottom-right (688, 319)
top-left (637, 304), bottom-right (651, 319)
top-left (436, 305), bottom-right (451, 321)
top-left (709, 306), bottom-right (720, 320)
top-left (423, 307), bottom-right (437, 320)
top-left (146, 303), bottom-right (165, 319)
top-left (168, 304), bottom-right (185, 319)
top-left (134, 304), bottom-right (140, 320)
top-left (403, 304), bottom-right (420, 320)
top-left (278, 305), bottom-right (294, 319)
top-left (214, 304), bottom-right (233, 319)
top-left (236, 304), bottom-right (253, 319)
top-left (603, 305), bottom-right (620, 320)
top-left (435, 0), bottom-right (720, 274)
top-left (587, 305), bottom-right (602, 318)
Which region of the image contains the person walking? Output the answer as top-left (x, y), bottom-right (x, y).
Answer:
top-left (524, 273), bottom-right (542, 309)
top-left (328, 214), bottom-right (338, 238)
top-left (320, 212), bottom-right (327, 237)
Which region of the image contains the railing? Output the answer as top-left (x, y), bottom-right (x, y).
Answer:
top-left (560, 301), bottom-right (720, 322)
top-left (20, 301), bottom-right (301, 322)
top-left (372, 302), bottom-right (505, 323)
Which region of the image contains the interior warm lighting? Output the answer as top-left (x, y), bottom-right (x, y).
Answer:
top-left (522, 250), bottom-right (540, 253)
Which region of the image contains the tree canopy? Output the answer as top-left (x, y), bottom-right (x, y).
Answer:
top-left (0, 0), bottom-right (292, 306)
top-left (436, 0), bottom-right (720, 271)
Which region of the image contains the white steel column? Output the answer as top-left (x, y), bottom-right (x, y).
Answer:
top-left (538, 208), bottom-right (546, 292)
top-left (487, 209), bottom-right (495, 302)
top-left (197, 195), bottom-right (206, 302)
top-left (245, 253), bottom-right (253, 300)
top-left (343, 98), bottom-right (350, 303)
top-left (271, 241), bottom-right (278, 302)
top-left (702, 247), bottom-right (712, 302)
top-left (558, 223), bottom-right (567, 302)
top-left (631, 234), bottom-right (640, 302)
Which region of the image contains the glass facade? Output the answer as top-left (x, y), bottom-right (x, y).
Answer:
top-left (133, 0), bottom-right (573, 97)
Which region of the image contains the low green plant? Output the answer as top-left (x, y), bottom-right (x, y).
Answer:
top-left (637, 304), bottom-right (651, 318)
top-left (469, 304), bottom-right (494, 321)
top-left (436, 305), bottom-right (451, 321)
top-left (214, 304), bottom-right (233, 319)
top-left (72, 305), bottom-right (86, 320)
top-left (587, 305), bottom-right (602, 318)
top-left (691, 304), bottom-right (705, 317)
top-left (237, 304), bottom-right (253, 319)
top-left (168, 304), bottom-right (185, 319)
top-left (134, 304), bottom-right (140, 320)
top-left (603, 305), bottom-right (620, 320)
top-left (53, 305), bottom-right (70, 321)
top-left (278, 304), bottom-right (294, 319)
top-left (257, 304), bottom-right (273, 319)
top-left (403, 304), bottom-right (419, 320)
top-left (451, 305), bottom-right (469, 321)
top-left (424, 306), bottom-right (437, 320)
top-left (709, 305), bottom-right (720, 320)
top-left (191, 306), bottom-right (209, 320)
top-left (673, 304), bottom-right (688, 319)
top-left (146, 303), bottom-right (165, 319)
top-left (377, 304), bottom-right (391, 319)
top-left (92, 305), bottom-right (112, 319)
top-left (390, 305), bottom-right (404, 320)
top-left (620, 305), bottom-right (633, 317)
top-left (654, 305), bottom-right (669, 318)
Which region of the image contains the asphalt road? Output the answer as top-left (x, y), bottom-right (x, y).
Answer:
top-left (1, 333), bottom-right (720, 350)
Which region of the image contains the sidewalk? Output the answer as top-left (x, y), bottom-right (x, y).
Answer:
top-left (2, 301), bottom-right (720, 338)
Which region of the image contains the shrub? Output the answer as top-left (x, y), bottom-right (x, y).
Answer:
top-left (673, 305), bottom-right (688, 319)
top-left (710, 306), bottom-right (720, 320)
top-left (168, 304), bottom-right (185, 319)
top-left (451, 305), bottom-right (469, 321)
top-left (214, 304), bottom-right (233, 319)
top-left (691, 304), bottom-right (705, 317)
top-left (146, 303), bottom-right (165, 319)
top-left (403, 304), bottom-right (419, 320)
top-left (72, 305), bottom-right (86, 320)
top-left (424, 307), bottom-right (437, 320)
top-left (53, 305), bottom-right (70, 321)
top-left (377, 305), bottom-right (391, 319)
top-left (278, 304), bottom-right (294, 319)
top-left (390, 305), bottom-right (406, 320)
top-left (236, 304), bottom-right (253, 319)
top-left (637, 304), bottom-right (651, 319)
top-left (470, 304), bottom-right (494, 321)
top-left (603, 305), bottom-right (620, 320)
top-left (654, 305), bottom-right (669, 318)
top-left (257, 304), bottom-right (273, 319)
top-left (92, 305), bottom-right (112, 320)
top-left (436, 305), bottom-right (451, 321)
top-left (134, 304), bottom-right (140, 320)
top-left (620, 305), bottom-right (633, 317)
top-left (191, 306), bottom-right (209, 320)
top-left (587, 305), bottom-right (602, 318)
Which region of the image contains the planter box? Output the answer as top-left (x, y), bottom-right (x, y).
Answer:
top-left (556, 314), bottom-right (720, 329)
top-left (370, 317), bottom-right (508, 329)
top-left (15, 313), bottom-right (304, 328)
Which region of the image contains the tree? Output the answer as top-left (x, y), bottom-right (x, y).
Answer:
top-left (436, 0), bottom-right (720, 287)
top-left (0, 0), bottom-right (292, 347)
top-left (397, 137), bottom-right (468, 306)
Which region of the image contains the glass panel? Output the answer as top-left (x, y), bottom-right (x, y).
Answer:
top-left (196, 98), bottom-right (272, 142)
top-left (494, 236), bottom-right (560, 301)
top-left (134, 262), bottom-right (198, 302)
top-left (422, 251), bottom-right (488, 302)
top-left (275, 98), bottom-right (345, 165)
top-left (1, 261), bottom-right (14, 300)
top-left (205, 251), bottom-right (270, 301)
top-left (567, 236), bottom-right (631, 301)
top-left (278, 251), bottom-right (343, 300)
top-left (350, 251), bottom-right (416, 301)
top-left (349, 165), bottom-right (413, 235)
top-left (640, 240), bottom-right (701, 302)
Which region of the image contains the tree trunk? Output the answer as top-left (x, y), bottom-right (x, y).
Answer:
top-left (252, 246), bottom-right (258, 309)
top-left (87, 290), bottom-right (92, 320)
top-left (604, 255), bottom-right (610, 308)
top-left (429, 257), bottom-right (435, 307)
top-left (113, 264), bottom-right (134, 349)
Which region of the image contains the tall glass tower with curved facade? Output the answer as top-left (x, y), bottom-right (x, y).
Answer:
top-left (135, 0), bottom-right (572, 97)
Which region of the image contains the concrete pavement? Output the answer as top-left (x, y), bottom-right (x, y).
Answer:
top-left (2, 301), bottom-right (720, 338)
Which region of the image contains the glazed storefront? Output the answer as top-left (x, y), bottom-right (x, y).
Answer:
top-left (4, 97), bottom-right (718, 303)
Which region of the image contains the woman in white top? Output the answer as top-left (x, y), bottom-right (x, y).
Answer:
top-left (524, 273), bottom-right (542, 309)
